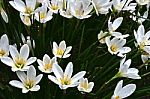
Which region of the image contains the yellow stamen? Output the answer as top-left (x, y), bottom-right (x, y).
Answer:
top-left (24, 79), bottom-right (34, 89)
top-left (115, 96), bottom-right (121, 99)
top-left (44, 63), bottom-right (52, 71)
top-left (0, 49), bottom-right (5, 56)
top-left (80, 82), bottom-right (88, 90)
top-left (51, 5), bottom-right (59, 10)
top-left (40, 12), bottom-right (46, 20)
top-left (110, 44), bottom-right (118, 52)
top-left (60, 75), bottom-right (71, 85)
top-left (57, 48), bottom-right (64, 56)
top-left (15, 57), bottom-right (26, 68)
top-left (25, 7), bottom-right (33, 14)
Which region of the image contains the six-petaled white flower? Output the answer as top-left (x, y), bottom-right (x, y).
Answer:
top-left (70, 0), bottom-right (93, 19)
top-left (118, 56), bottom-right (141, 79)
top-left (35, 5), bottom-right (53, 23)
top-left (106, 37), bottom-right (131, 57)
top-left (37, 54), bottom-right (57, 73)
top-left (9, 66), bottom-right (43, 93)
top-left (111, 80), bottom-right (136, 99)
top-left (77, 78), bottom-right (94, 93)
top-left (48, 62), bottom-right (86, 89)
top-left (1, 44), bottom-right (37, 72)
top-left (53, 40), bottom-right (72, 58)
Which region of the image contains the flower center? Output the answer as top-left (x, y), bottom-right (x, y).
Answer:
top-left (110, 44), bottom-right (118, 52)
top-left (0, 49), bottom-right (5, 56)
top-left (40, 12), bottom-right (46, 20)
top-left (15, 57), bottom-right (26, 68)
top-left (57, 48), bottom-right (64, 56)
top-left (51, 5), bottom-right (59, 10)
top-left (25, 7), bottom-right (33, 14)
top-left (115, 96), bottom-right (121, 99)
top-left (44, 63), bottom-right (52, 71)
top-left (80, 82), bottom-right (88, 90)
top-left (60, 75), bottom-right (71, 85)
top-left (24, 79), bottom-right (34, 89)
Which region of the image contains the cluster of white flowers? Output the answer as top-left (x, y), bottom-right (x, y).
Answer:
top-left (1, 0), bottom-right (150, 98)
top-left (0, 34), bottom-right (94, 94)
top-left (0, 0), bottom-right (146, 25)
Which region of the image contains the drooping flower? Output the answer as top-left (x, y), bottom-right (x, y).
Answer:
top-left (48, 62), bottom-right (86, 89)
top-left (0, 34), bottom-right (9, 58)
top-left (77, 78), bottom-right (94, 93)
top-left (52, 40), bottom-right (72, 58)
top-left (91, 0), bottom-right (112, 15)
top-left (106, 37), bottom-right (131, 57)
top-left (70, 0), bottom-right (93, 19)
top-left (35, 5), bottom-right (53, 23)
top-left (9, 66), bottom-right (43, 93)
top-left (111, 80), bottom-right (136, 99)
top-left (1, 44), bottom-right (37, 72)
top-left (37, 54), bottom-right (57, 73)
top-left (21, 33), bottom-right (35, 50)
top-left (117, 56), bottom-right (141, 79)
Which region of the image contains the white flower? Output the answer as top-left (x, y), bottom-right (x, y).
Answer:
top-left (111, 80), bottom-right (136, 99)
top-left (91, 0), bottom-right (112, 15)
top-left (77, 78), bottom-right (94, 93)
top-left (97, 31), bottom-right (108, 44)
top-left (108, 16), bottom-right (129, 39)
top-left (37, 54), bottom-right (57, 73)
top-left (106, 37), bottom-right (131, 57)
top-left (0, 34), bottom-right (9, 58)
top-left (35, 5), bottom-right (53, 23)
top-left (9, 0), bottom-right (37, 16)
top-left (108, 16), bottom-right (122, 35)
top-left (118, 56), bottom-right (141, 79)
top-left (59, 2), bottom-right (73, 18)
top-left (134, 25), bottom-right (150, 53)
top-left (53, 40), bottom-right (72, 58)
top-left (9, 66), bottom-right (43, 93)
top-left (136, 0), bottom-right (150, 5)
top-left (1, 44), bottom-right (37, 72)
top-left (70, 0), bottom-right (93, 19)
top-left (48, 62), bottom-right (86, 90)
top-left (141, 53), bottom-right (150, 63)
top-left (0, 8), bottom-right (8, 23)
top-left (48, 0), bottom-right (63, 14)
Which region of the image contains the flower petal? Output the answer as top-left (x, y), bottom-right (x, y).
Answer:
top-left (119, 84), bottom-right (136, 98)
top-left (27, 66), bottom-right (36, 80)
top-left (48, 75), bottom-right (60, 85)
top-left (9, 80), bottom-right (24, 89)
top-left (64, 62), bottom-right (73, 78)
top-left (52, 63), bottom-right (63, 80)
top-left (26, 57), bottom-right (37, 66)
top-left (20, 44), bottom-right (29, 60)
top-left (71, 71), bottom-right (86, 84)
top-left (35, 74), bottom-right (43, 84)
top-left (16, 71), bottom-right (26, 82)
top-left (1, 57), bottom-right (14, 67)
